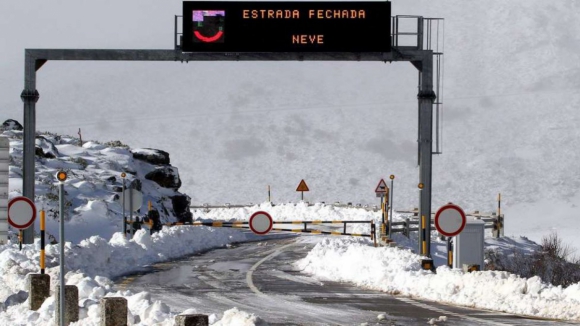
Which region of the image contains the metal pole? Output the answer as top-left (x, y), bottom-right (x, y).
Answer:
top-left (268, 185), bottom-right (271, 203)
top-left (389, 176), bottom-right (394, 238)
top-left (385, 194), bottom-right (389, 238)
top-left (417, 50), bottom-right (436, 258)
top-left (122, 178), bottom-right (126, 236)
top-left (59, 180), bottom-right (65, 326)
top-left (498, 193), bottom-right (503, 237)
top-left (381, 196), bottom-right (385, 225)
top-left (129, 188), bottom-right (134, 237)
top-left (40, 209), bottom-right (45, 274)
top-left (21, 53), bottom-right (38, 244)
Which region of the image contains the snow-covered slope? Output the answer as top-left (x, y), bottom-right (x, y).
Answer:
top-left (5, 127), bottom-right (191, 244)
top-left (1, 199), bottom-right (579, 325)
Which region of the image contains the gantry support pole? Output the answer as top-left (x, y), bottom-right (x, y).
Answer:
top-left (415, 51), bottom-right (436, 257)
top-left (20, 52), bottom-right (42, 244)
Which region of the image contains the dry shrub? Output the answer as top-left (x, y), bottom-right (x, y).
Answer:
top-left (485, 232), bottom-right (580, 287)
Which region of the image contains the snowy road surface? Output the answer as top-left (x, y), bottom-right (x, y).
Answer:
top-left (116, 237), bottom-right (579, 325)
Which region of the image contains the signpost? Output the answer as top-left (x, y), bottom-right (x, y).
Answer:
top-left (182, 1), bottom-right (391, 53)
top-left (249, 211), bottom-right (273, 235)
top-left (434, 204), bottom-right (466, 268)
top-left (434, 203), bottom-right (466, 237)
top-left (374, 179), bottom-right (389, 237)
top-left (56, 170), bottom-right (67, 326)
top-left (296, 179), bottom-right (309, 201)
top-left (122, 187), bottom-right (143, 236)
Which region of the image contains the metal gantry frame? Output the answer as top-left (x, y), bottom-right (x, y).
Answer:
top-left (20, 16), bottom-right (443, 258)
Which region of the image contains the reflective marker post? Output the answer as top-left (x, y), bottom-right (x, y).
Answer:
top-left (56, 171), bottom-right (67, 326)
top-left (40, 209), bottom-right (45, 274)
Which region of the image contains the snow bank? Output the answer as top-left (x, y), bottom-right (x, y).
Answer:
top-left (296, 237), bottom-right (580, 320)
top-left (0, 226), bottom-right (268, 325)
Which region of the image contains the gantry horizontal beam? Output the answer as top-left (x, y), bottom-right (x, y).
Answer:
top-left (25, 47), bottom-right (427, 64)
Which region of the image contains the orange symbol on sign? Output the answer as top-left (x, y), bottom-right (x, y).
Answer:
top-left (296, 179), bottom-right (309, 192)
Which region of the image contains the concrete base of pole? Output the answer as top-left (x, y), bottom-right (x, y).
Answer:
top-left (55, 285), bottom-right (79, 326)
top-left (100, 297), bottom-right (127, 326)
top-left (28, 274), bottom-right (50, 311)
top-left (175, 314), bottom-right (209, 326)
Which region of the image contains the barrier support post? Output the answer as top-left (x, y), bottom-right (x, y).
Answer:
top-left (447, 237), bottom-right (452, 268)
top-left (40, 209), bottom-right (45, 274)
top-left (421, 215), bottom-right (427, 256)
top-left (371, 221), bottom-right (377, 247)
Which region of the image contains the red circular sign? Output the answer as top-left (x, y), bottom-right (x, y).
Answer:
top-left (249, 211), bottom-right (273, 235)
top-left (8, 197), bottom-right (37, 229)
top-left (434, 203), bottom-right (466, 237)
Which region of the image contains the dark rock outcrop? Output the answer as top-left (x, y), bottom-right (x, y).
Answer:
top-left (145, 167), bottom-right (181, 190)
top-left (171, 194), bottom-right (192, 223)
top-left (130, 179), bottom-right (142, 192)
top-left (132, 148), bottom-right (170, 165)
top-left (35, 136), bottom-right (59, 158)
top-left (2, 119), bottom-right (23, 131)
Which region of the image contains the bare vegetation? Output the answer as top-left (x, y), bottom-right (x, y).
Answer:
top-left (485, 232), bottom-right (580, 287)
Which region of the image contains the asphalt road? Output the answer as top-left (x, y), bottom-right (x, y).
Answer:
top-left (116, 236), bottom-right (580, 326)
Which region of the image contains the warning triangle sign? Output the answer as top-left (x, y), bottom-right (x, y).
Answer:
top-left (296, 179), bottom-right (309, 192)
top-left (375, 179), bottom-right (388, 193)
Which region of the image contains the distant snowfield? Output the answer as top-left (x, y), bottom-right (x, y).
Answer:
top-left (1, 203), bottom-right (579, 325)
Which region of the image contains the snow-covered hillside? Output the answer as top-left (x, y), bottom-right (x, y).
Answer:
top-left (4, 122), bottom-right (191, 244)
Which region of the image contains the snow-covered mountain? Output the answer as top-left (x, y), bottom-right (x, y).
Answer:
top-left (1, 0), bottom-right (580, 251)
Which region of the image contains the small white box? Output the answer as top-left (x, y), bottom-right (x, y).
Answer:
top-left (453, 219), bottom-right (485, 270)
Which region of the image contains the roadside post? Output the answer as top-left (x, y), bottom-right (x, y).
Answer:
top-left (40, 209), bottom-right (45, 274)
top-left (498, 193), bottom-right (503, 237)
top-left (129, 188), bottom-right (133, 236)
top-left (121, 173), bottom-right (126, 236)
top-left (375, 179), bottom-right (388, 238)
top-left (56, 170), bottom-right (67, 326)
top-left (296, 180), bottom-right (309, 201)
top-left (122, 186), bottom-right (143, 237)
top-left (389, 175), bottom-right (394, 237)
top-left (417, 183), bottom-right (425, 256)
